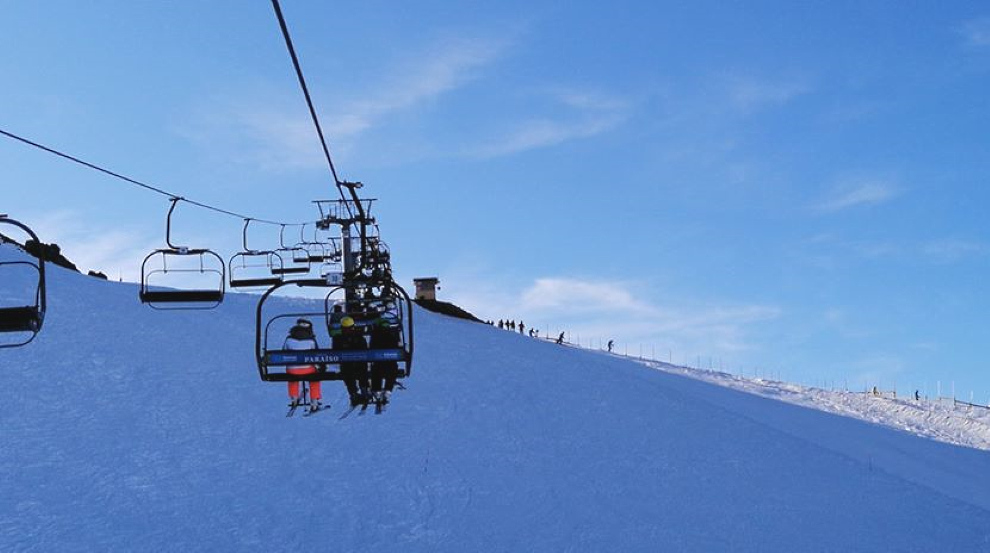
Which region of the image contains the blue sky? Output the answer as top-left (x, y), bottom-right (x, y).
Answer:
top-left (2, 1), bottom-right (989, 398)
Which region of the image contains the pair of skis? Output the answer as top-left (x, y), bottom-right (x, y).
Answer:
top-left (338, 397), bottom-right (387, 419)
top-left (286, 397), bottom-right (388, 418)
top-left (286, 403), bottom-right (323, 417)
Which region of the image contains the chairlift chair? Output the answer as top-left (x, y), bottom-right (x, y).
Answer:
top-left (255, 278), bottom-right (414, 383)
top-left (319, 259), bottom-right (344, 285)
top-left (228, 219), bottom-right (285, 289)
top-left (296, 223), bottom-right (338, 263)
top-left (230, 251), bottom-right (286, 289)
top-left (0, 215), bottom-right (46, 348)
top-left (270, 224), bottom-right (311, 277)
top-left (139, 198), bottom-right (225, 310)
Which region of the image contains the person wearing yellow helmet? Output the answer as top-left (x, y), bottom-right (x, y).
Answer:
top-left (328, 303), bottom-right (345, 336)
top-left (370, 317), bottom-right (401, 406)
top-left (332, 313), bottom-right (370, 406)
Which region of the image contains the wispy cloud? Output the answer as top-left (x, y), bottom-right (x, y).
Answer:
top-left (816, 178), bottom-right (901, 212)
top-left (847, 353), bottom-right (906, 388)
top-left (179, 35), bottom-right (512, 171)
top-left (330, 36), bottom-right (510, 139)
top-left (470, 114), bottom-right (625, 158)
top-left (468, 89), bottom-right (630, 158)
top-left (921, 239), bottom-right (988, 263)
top-left (26, 210), bottom-right (158, 282)
top-left (798, 233), bottom-right (986, 267)
top-left (520, 277), bottom-right (656, 315)
top-left (442, 273), bottom-right (780, 356)
top-left (722, 74), bottom-right (812, 115)
top-left (959, 17), bottom-right (990, 47)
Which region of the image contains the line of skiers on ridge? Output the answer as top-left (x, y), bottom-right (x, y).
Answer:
top-left (485, 319), bottom-right (577, 346)
top-left (283, 302), bottom-right (401, 413)
top-left (488, 319), bottom-right (543, 338)
top-left (492, 319), bottom-right (526, 333)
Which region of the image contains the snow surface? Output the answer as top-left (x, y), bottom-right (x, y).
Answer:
top-left (630, 361), bottom-right (990, 453)
top-left (2, 262), bottom-right (990, 551)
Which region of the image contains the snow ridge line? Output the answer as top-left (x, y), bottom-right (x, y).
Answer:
top-left (634, 359), bottom-right (990, 451)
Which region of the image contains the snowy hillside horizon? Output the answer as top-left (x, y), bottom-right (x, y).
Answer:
top-left (2, 261), bottom-right (989, 551)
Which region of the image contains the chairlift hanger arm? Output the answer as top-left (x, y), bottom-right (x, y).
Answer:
top-left (241, 218), bottom-right (255, 253)
top-left (165, 197), bottom-right (183, 250)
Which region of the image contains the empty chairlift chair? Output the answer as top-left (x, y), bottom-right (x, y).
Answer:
top-left (270, 224), bottom-right (311, 278)
top-left (139, 198), bottom-right (225, 310)
top-left (228, 219), bottom-right (285, 289)
top-left (296, 222), bottom-right (337, 264)
top-left (0, 215), bottom-right (46, 348)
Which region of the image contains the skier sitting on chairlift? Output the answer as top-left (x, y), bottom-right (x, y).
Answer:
top-left (370, 317), bottom-right (401, 405)
top-left (284, 318), bottom-right (323, 413)
top-left (334, 316), bottom-right (370, 406)
top-left (328, 303), bottom-right (345, 336)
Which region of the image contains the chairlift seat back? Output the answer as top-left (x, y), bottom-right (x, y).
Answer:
top-left (0, 306), bottom-right (42, 332)
top-left (139, 289), bottom-right (225, 304)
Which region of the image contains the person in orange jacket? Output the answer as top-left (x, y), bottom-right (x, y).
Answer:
top-left (284, 318), bottom-right (323, 412)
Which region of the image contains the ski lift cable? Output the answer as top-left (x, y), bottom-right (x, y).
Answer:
top-left (0, 127), bottom-right (307, 228)
top-left (271, 0), bottom-right (384, 283)
top-left (269, 0), bottom-right (356, 221)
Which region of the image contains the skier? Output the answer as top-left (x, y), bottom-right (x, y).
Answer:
top-left (607, 340), bottom-right (614, 353)
top-left (334, 316), bottom-right (370, 406)
top-left (328, 303), bottom-right (345, 336)
top-left (284, 318), bottom-right (323, 413)
top-left (370, 317), bottom-right (401, 405)
top-left (519, 321), bottom-right (525, 335)
top-left (498, 319), bottom-right (504, 329)
top-left (556, 331), bottom-right (565, 345)
top-left (915, 389), bottom-right (921, 401)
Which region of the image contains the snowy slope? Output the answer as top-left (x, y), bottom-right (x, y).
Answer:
top-left (1, 264), bottom-right (990, 552)
top-left (641, 361), bottom-right (990, 451)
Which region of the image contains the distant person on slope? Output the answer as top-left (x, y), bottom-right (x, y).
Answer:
top-left (607, 340), bottom-right (614, 353)
top-left (284, 319), bottom-right (323, 413)
top-left (519, 321), bottom-right (525, 335)
top-left (334, 316), bottom-right (370, 406)
top-left (556, 331), bottom-right (565, 345)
